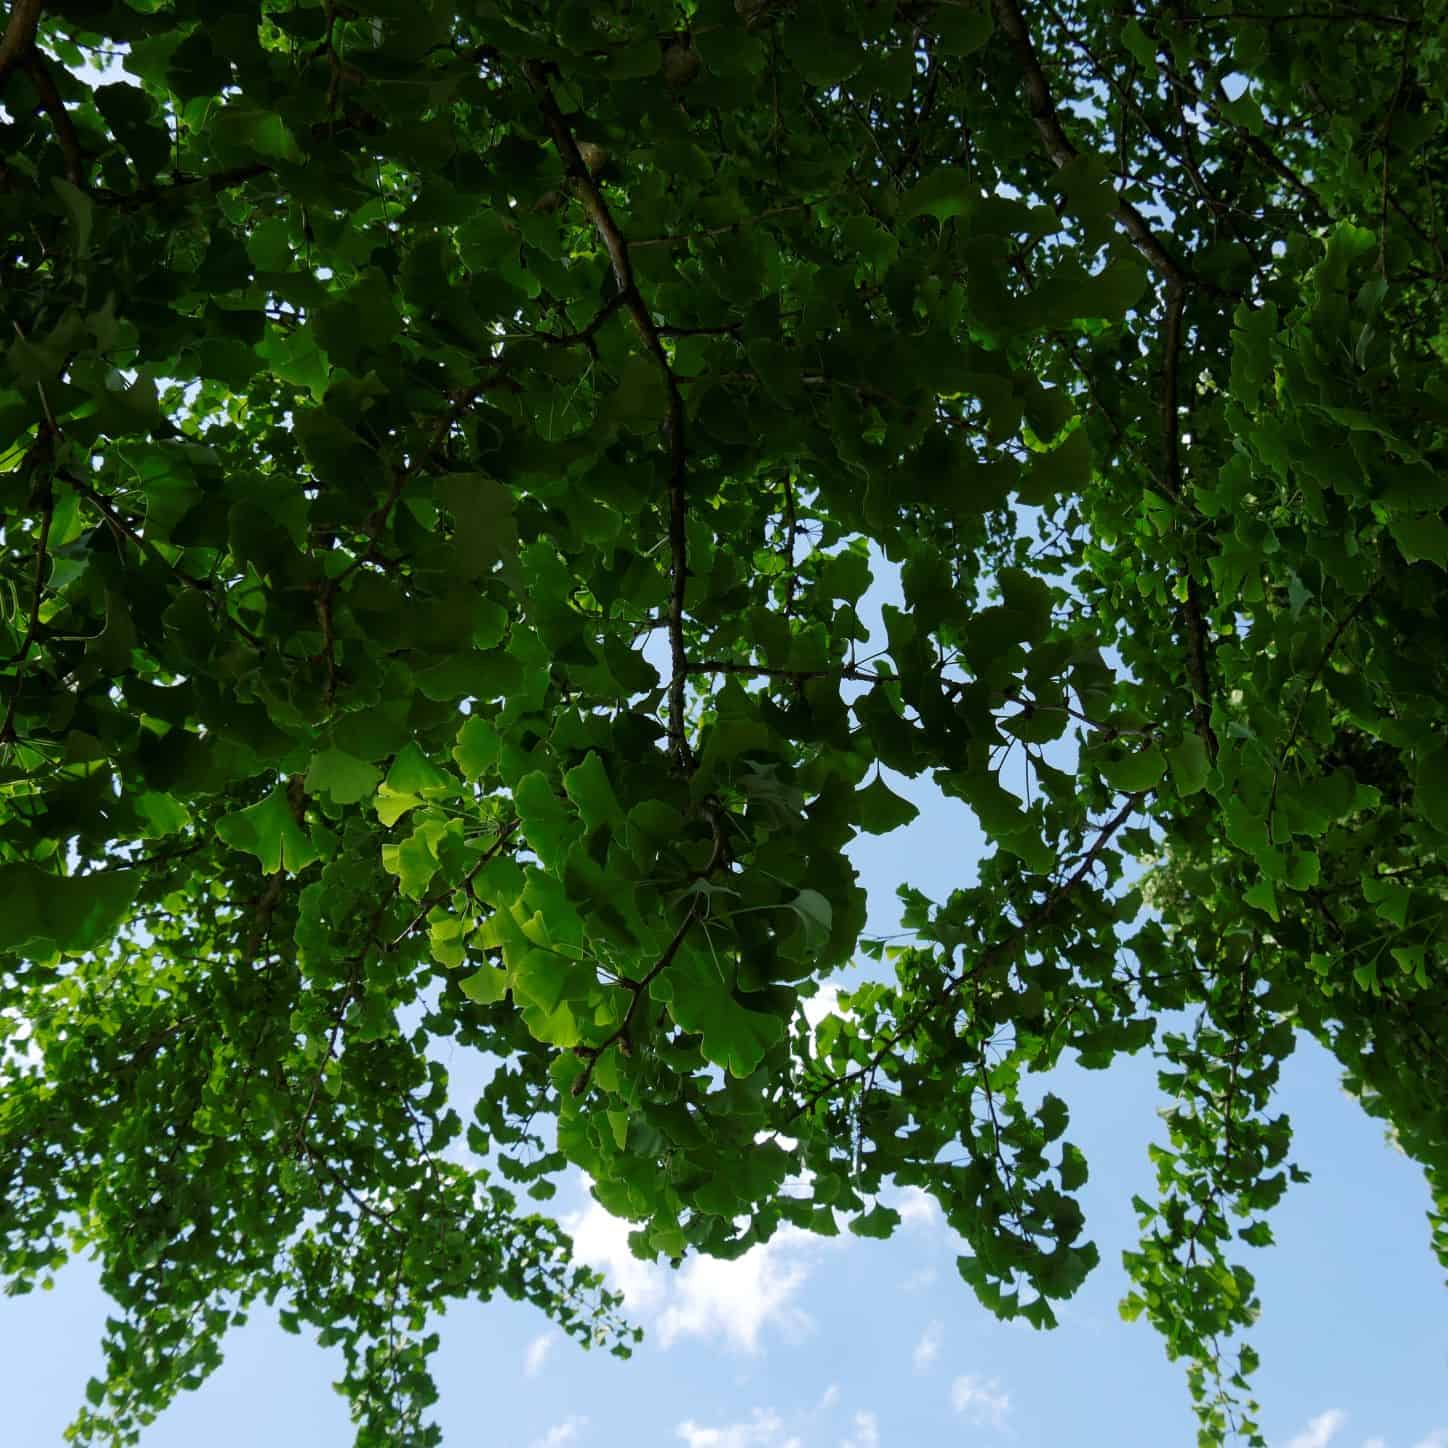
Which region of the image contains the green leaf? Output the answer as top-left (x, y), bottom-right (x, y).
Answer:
top-left (51, 178), bottom-right (93, 258)
top-left (782, 10), bottom-right (862, 86)
top-left (900, 168), bottom-right (976, 223)
top-left (1120, 18), bottom-right (1157, 71)
top-left (514, 771), bottom-right (581, 873)
top-left (1243, 877), bottom-right (1280, 920)
top-left (1415, 745), bottom-right (1448, 835)
top-left (1101, 746), bottom-right (1166, 793)
top-left (849, 1204), bottom-right (901, 1239)
top-left (306, 748), bottom-right (382, 806)
top-left (453, 716), bottom-right (500, 780)
top-left (609, 356), bottom-right (668, 430)
top-left (385, 742), bottom-right (453, 796)
top-left (933, 5), bottom-right (993, 55)
top-left (215, 783), bottom-right (321, 875)
top-left (1167, 733), bottom-right (1210, 797)
top-left (562, 751), bottom-right (622, 831)
top-left (0, 865), bottom-right (139, 956)
top-left (788, 889), bottom-right (833, 951)
top-left (652, 950), bottom-right (785, 1078)
top-left (1389, 515), bottom-right (1448, 570)
top-left (854, 775), bottom-right (920, 834)
top-left (1018, 426), bottom-right (1091, 506)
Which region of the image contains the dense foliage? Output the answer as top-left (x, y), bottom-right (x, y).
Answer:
top-left (3, 0), bottom-right (1447, 1441)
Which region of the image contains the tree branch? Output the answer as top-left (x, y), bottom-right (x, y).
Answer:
top-left (0, 0), bottom-right (42, 89)
top-left (572, 811), bottom-right (729, 1095)
top-left (22, 49), bottom-right (83, 184)
top-left (524, 61), bottom-right (693, 770)
top-left (990, 0), bottom-right (1193, 288)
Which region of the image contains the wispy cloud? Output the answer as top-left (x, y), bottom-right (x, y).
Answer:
top-left (913, 1320), bottom-right (944, 1372)
top-left (531, 1416), bottom-right (588, 1448)
top-left (675, 1385), bottom-right (860, 1448)
top-left (676, 1408), bottom-right (797, 1448)
top-left (1283, 1410), bottom-right (1346, 1448)
top-left (951, 1374), bottom-right (1011, 1429)
top-left (1412, 1431), bottom-right (1448, 1448)
top-left (840, 1409), bottom-right (880, 1448)
top-left (523, 1331), bottom-right (554, 1378)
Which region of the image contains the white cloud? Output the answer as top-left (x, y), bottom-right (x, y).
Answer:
top-left (912, 1320), bottom-right (943, 1372)
top-left (951, 1374), bottom-right (1010, 1429)
top-left (817, 1385), bottom-right (841, 1411)
top-left (840, 1409), bottom-right (880, 1448)
top-left (563, 1199), bottom-right (668, 1313)
top-left (1362, 1438), bottom-right (1386, 1448)
top-left (676, 1408), bottom-right (793, 1448)
top-left (1412, 1432), bottom-right (1448, 1448)
top-left (1284, 1411), bottom-right (1346, 1448)
top-left (892, 1185), bottom-right (939, 1229)
top-left (524, 1331), bottom-right (554, 1377)
top-left (657, 1230), bottom-right (814, 1351)
top-left (564, 1196), bottom-right (829, 1354)
top-left (531, 1417), bottom-right (588, 1448)
top-left (901, 1266), bottom-right (937, 1292)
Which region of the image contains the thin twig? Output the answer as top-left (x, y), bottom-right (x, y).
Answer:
top-left (388, 818), bottom-right (520, 949)
top-left (790, 791), bottom-right (1146, 1121)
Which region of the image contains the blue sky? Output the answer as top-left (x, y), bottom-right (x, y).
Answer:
top-left (7, 615), bottom-right (1448, 1446)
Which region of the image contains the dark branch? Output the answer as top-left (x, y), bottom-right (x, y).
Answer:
top-left (0, 0), bottom-right (43, 89)
top-left (524, 61), bottom-right (693, 769)
top-left (990, 0), bottom-right (1193, 288)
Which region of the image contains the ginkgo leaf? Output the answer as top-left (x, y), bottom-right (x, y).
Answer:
top-left (854, 775), bottom-right (920, 834)
top-left (306, 748), bottom-right (382, 806)
top-left (215, 784), bottom-right (321, 875)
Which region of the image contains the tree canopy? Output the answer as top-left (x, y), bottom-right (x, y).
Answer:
top-left (2, 0), bottom-right (1447, 1441)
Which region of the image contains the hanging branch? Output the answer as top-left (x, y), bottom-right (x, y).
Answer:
top-left (1160, 283), bottom-right (1220, 763)
top-left (523, 60), bottom-right (693, 771)
top-left (790, 790), bottom-right (1147, 1121)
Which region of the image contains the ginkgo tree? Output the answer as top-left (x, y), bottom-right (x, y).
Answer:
top-left (2, 0), bottom-right (1447, 1443)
